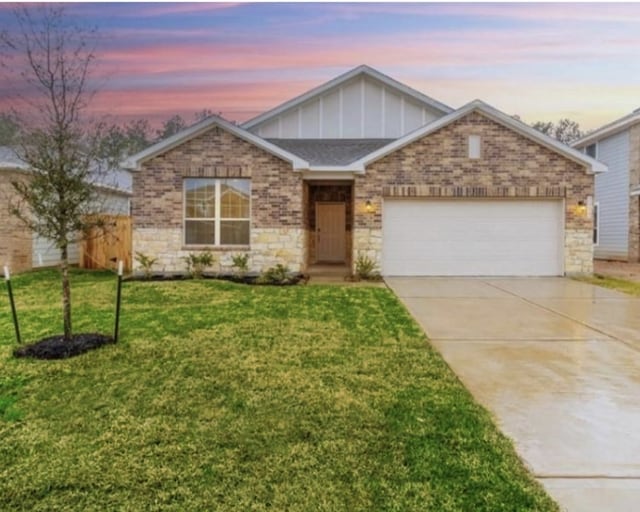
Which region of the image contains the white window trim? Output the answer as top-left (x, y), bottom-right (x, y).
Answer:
top-left (183, 178), bottom-right (251, 247)
top-left (593, 201), bottom-right (599, 246)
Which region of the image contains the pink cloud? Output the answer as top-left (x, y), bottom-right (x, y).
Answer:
top-left (129, 3), bottom-right (240, 17)
top-left (325, 3), bottom-right (640, 24)
top-left (95, 27), bottom-right (636, 85)
top-left (66, 2), bottom-right (241, 18)
top-left (89, 81), bottom-right (319, 123)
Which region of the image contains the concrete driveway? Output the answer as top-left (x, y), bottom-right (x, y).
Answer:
top-left (386, 277), bottom-right (640, 512)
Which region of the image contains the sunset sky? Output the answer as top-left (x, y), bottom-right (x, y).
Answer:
top-left (2, 2), bottom-right (639, 131)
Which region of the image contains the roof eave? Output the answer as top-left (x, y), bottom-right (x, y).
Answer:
top-left (572, 113), bottom-right (640, 148)
top-left (93, 183), bottom-right (133, 197)
top-left (455, 101), bottom-right (607, 174)
top-left (0, 164), bottom-right (28, 171)
top-left (307, 165), bottom-right (364, 173)
top-left (352, 100), bottom-right (606, 175)
top-left (122, 116), bottom-right (308, 171)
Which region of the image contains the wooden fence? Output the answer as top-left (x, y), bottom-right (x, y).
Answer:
top-left (80, 215), bottom-right (132, 272)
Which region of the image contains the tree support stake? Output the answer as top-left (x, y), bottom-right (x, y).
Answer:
top-left (4, 266), bottom-right (21, 344)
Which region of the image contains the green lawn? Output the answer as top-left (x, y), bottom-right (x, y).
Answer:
top-left (0, 270), bottom-right (557, 511)
top-left (575, 274), bottom-right (640, 297)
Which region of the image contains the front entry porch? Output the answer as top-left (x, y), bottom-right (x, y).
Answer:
top-left (304, 181), bottom-right (353, 270)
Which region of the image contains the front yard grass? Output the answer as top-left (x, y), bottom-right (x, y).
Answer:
top-left (0, 270), bottom-right (557, 511)
top-left (575, 274), bottom-right (640, 297)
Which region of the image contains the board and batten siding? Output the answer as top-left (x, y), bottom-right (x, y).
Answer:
top-left (250, 76), bottom-right (444, 139)
top-left (594, 130), bottom-right (630, 259)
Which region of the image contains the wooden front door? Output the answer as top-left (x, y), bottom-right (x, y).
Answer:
top-left (316, 202), bottom-right (346, 262)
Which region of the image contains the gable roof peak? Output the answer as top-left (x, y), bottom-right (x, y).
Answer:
top-left (122, 114), bottom-right (308, 171)
top-left (241, 65), bottom-right (453, 130)
top-left (346, 99), bottom-right (606, 175)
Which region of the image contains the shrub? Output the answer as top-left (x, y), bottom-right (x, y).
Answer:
top-left (231, 253), bottom-right (249, 277)
top-left (134, 252), bottom-right (157, 279)
top-left (257, 264), bottom-right (291, 285)
top-left (184, 251), bottom-right (215, 279)
top-left (354, 253), bottom-right (382, 281)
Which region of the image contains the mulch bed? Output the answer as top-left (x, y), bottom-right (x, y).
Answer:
top-left (14, 333), bottom-right (115, 360)
top-left (125, 272), bottom-right (308, 285)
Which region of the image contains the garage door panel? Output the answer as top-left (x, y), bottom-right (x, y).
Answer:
top-left (382, 199), bottom-right (563, 276)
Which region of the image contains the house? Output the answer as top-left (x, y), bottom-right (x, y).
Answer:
top-left (124, 65), bottom-right (605, 276)
top-left (0, 146), bottom-right (132, 272)
top-left (572, 110), bottom-right (640, 262)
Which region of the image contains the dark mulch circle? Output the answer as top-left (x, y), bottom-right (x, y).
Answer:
top-left (13, 333), bottom-right (115, 360)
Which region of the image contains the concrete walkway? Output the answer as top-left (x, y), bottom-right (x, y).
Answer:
top-left (386, 277), bottom-right (640, 512)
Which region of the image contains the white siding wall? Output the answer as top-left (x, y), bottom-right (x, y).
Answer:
top-left (594, 130), bottom-right (630, 259)
top-left (31, 191), bottom-right (129, 268)
top-left (251, 76), bottom-right (443, 139)
top-left (99, 192), bottom-right (130, 216)
top-left (32, 236), bottom-right (79, 268)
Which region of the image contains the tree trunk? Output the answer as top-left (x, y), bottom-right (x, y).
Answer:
top-left (61, 244), bottom-right (72, 341)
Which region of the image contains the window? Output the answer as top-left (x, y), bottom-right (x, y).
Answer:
top-left (468, 135), bottom-right (481, 159)
top-left (184, 178), bottom-right (250, 246)
top-left (585, 143), bottom-right (597, 158)
top-left (593, 202), bottom-right (599, 245)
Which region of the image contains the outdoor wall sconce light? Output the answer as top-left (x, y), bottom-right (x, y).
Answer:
top-left (365, 200), bottom-right (374, 213)
top-left (575, 200), bottom-right (587, 216)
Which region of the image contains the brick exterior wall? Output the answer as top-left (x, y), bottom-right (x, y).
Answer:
top-left (629, 124), bottom-right (640, 262)
top-left (0, 170), bottom-right (32, 272)
top-left (132, 111), bottom-right (595, 275)
top-left (132, 125), bottom-right (304, 272)
top-left (354, 111), bottom-right (594, 274)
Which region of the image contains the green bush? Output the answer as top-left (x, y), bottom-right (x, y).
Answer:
top-left (184, 251), bottom-right (215, 279)
top-left (257, 264), bottom-right (291, 285)
top-left (354, 253), bottom-right (382, 281)
top-left (231, 253), bottom-right (249, 277)
top-left (134, 252), bottom-right (158, 279)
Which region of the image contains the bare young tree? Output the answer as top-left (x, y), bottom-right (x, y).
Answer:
top-left (531, 118), bottom-right (584, 145)
top-left (0, 112), bottom-right (19, 144)
top-left (1, 5), bottom-right (112, 340)
top-left (155, 114), bottom-right (186, 141)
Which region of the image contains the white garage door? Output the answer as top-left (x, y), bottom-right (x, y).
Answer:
top-left (382, 199), bottom-right (564, 276)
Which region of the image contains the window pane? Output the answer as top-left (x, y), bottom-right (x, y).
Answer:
top-left (220, 220), bottom-right (250, 245)
top-left (221, 179), bottom-right (250, 218)
top-left (185, 179), bottom-right (215, 218)
top-left (185, 220), bottom-right (215, 245)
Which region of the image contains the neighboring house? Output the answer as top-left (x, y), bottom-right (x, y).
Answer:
top-left (124, 65), bottom-right (605, 277)
top-left (572, 110), bottom-right (640, 262)
top-left (0, 146), bottom-right (132, 272)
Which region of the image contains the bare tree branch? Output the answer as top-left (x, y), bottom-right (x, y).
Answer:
top-left (1, 4), bottom-right (115, 341)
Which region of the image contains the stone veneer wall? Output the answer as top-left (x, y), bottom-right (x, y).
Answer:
top-left (0, 170), bottom-right (32, 272)
top-left (629, 124), bottom-right (640, 262)
top-left (134, 227), bottom-right (304, 272)
top-left (353, 111), bottom-right (594, 274)
top-left (132, 126), bottom-right (304, 272)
